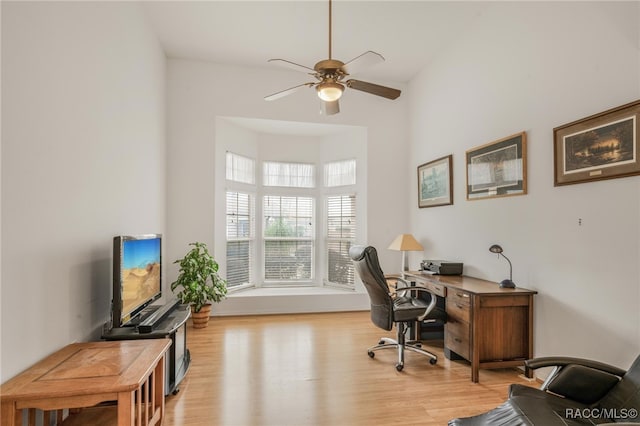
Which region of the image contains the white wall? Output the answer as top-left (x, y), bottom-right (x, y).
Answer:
top-left (1, 2), bottom-right (166, 381)
top-left (409, 1), bottom-right (640, 368)
top-left (166, 59), bottom-right (409, 312)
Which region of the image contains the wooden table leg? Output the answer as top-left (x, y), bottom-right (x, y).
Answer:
top-left (154, 355), bottom-right (166, 422)
top-left (118, 391), bottom-right (135, 426)
top-left (1, 401), bottom-right (19, 426)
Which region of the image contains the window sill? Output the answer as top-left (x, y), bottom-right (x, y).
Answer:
top-left (229, 286), bottom-right (355, 297)
top-left (215, 286), bottom-right (369, 316)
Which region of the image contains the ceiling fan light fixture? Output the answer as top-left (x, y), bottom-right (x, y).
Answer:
top-left (317, 81), bottom-right (344, 102)
top-left (265, 0), bottom-right (401, 113)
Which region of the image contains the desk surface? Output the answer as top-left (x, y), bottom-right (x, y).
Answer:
top-left (404, 271), bottom-right (537, 295)
top-left (1, 339), bottom-right (171, 402)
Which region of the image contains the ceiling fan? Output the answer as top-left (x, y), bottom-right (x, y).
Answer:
top-left (264, 0), bottom-right (401, 115)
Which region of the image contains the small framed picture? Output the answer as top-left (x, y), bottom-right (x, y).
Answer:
top-left (466, 132), bottom-right (527, 200)
top-left (554, 100), bottom-right (640, 186)
top-left (417, 155), bottom-right (453, 208)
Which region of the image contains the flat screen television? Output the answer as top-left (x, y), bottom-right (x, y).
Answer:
top-left (112, 234), bottom-right (162, 327)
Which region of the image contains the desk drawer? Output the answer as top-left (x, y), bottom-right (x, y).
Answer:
top-left (445, 323), bottom-right (470, 360)
top-left (446, 295), bottom-right (470, 323)
top-left (448, 290), bottom-right (471, 306)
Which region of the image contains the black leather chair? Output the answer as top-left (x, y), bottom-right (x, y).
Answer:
top-left (449, 354), bottom-right (640, 425)
top-left (349, 245), bottom-right (447, 371)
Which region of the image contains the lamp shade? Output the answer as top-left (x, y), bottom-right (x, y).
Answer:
top-left (489, 244), bottom-right (503, 254)
top-left (387, 234), bottom-right (424, 251)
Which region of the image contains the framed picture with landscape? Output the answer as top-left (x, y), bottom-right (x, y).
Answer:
top-left (417, 155), bottom-right (453, 208)
top-left (466, 132), bottom-right (527, 200)
top-left (554, 100), bottom-right (640, 186)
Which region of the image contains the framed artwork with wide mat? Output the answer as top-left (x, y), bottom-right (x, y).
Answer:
top-left (466, 132), bottom-right (527, 200)
top-left (417, 155), bottom-right (453, 208)
top-left (554, 99), bottom-right (640, 186)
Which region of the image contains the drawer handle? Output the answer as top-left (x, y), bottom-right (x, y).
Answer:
top-left (454, 337), bottom-right (462, 343)
top-left (456, 303), bottom-right (464, 309)
top-left (456, 292), bottom-right (469, 298)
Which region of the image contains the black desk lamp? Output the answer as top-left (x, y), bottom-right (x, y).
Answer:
top-left (489, 244), bottom-right (515, 288)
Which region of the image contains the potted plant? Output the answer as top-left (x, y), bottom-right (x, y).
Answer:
top-left (171, 242), bottom-right (227, 328)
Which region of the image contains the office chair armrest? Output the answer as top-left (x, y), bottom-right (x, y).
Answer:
top-left (525, 357), bottom-right (625, 404)
top-left (384, 275), bottom-right (411, 293)
top-left (525, 357), bottom-right (626, 376)
top-left (394, 284), bottom-right (433, 293)
top-left (384, 275), bottom-right (409, 285)
top-left (393, 285), bottom-right (438, 321)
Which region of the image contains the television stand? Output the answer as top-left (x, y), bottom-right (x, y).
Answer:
top-left (138, 299), bottom-right (179, 333)
top-left (102, 302), bottom-right (191, 395)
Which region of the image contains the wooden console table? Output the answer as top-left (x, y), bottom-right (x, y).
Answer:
top-left (0, 339), bottom-right (170, 426)
top-left (405, 271), bottom-right (537, 383)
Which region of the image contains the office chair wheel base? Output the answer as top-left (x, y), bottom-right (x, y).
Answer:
top-left (429, 358), bottom-right (437, 365)
top-left (368, 351), bottom-right (375, 358)
top-left (395, 363), bottom-right (404, 372)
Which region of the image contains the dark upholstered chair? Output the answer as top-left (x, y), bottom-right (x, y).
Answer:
top-left (449, 354), bottom-right (640, 425)
top-left (349, 245), bottom-right (447, 371)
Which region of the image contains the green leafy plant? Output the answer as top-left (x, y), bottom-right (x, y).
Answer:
top-left (171, 242), bottom-right (227, 312)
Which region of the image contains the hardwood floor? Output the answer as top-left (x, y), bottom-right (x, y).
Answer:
top-left (161, 311), bottom-right (536, 426)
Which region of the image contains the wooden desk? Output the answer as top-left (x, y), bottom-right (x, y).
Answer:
top-left (1, 339), bottom-right (170, 426)
top-left (405, 271), bottom-right (537, 383)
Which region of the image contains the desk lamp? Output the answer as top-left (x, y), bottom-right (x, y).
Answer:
top-left (388, 234), bottom-right (424, 272)
top-left (489, 244), bottom-right (515, 288)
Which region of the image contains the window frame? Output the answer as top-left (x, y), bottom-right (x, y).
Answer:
top-left (261, 194), bottom-right (316, 286)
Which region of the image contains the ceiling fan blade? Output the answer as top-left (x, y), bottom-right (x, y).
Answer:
top-left (265, 83), bottom-right (315, 101)
top-left (346, 79), bottom-right (401, 100)
top-left (321, 100), bottom-right (340, 115)
top-left (268, 58), bottom-right (316, 74)
top-left (341, 51), bottom-right (385, 75)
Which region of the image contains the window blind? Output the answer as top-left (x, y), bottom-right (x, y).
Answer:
top-left (263, 195), bottom-right (314, 282)
top-left (226, 191), bottom-right (253, 287)
top-left (263, 161), bottom-right (315, 188)
top-left (324, 159), bottom-right (356, 187)
top-left (326, 195), bottom-right (356, 287)
top-left (226, 152), bottom-right (255, 184)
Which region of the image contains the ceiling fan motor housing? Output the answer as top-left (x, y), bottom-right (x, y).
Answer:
top-left (314, 59), bottom-right (346, 75)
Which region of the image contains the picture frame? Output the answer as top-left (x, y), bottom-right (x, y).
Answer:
top-left (553, 100), bottom-right (640, 186)
top-left (466, 132), bottom-right (527, 200)
top-left (417, 154), bottom-right (453, 208)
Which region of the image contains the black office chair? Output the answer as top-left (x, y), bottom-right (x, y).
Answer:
top-left (349, 245), bottom-right (447, 371)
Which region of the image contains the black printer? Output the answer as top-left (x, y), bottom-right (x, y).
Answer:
top-left (421, 260), bottom-right (463, 275)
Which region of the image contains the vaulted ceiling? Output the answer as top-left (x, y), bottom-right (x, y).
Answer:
top-left (141, 1), bottom-right (487, 84)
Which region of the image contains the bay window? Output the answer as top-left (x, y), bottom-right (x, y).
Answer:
top-left (225, 153), bottom-right (358, 290)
